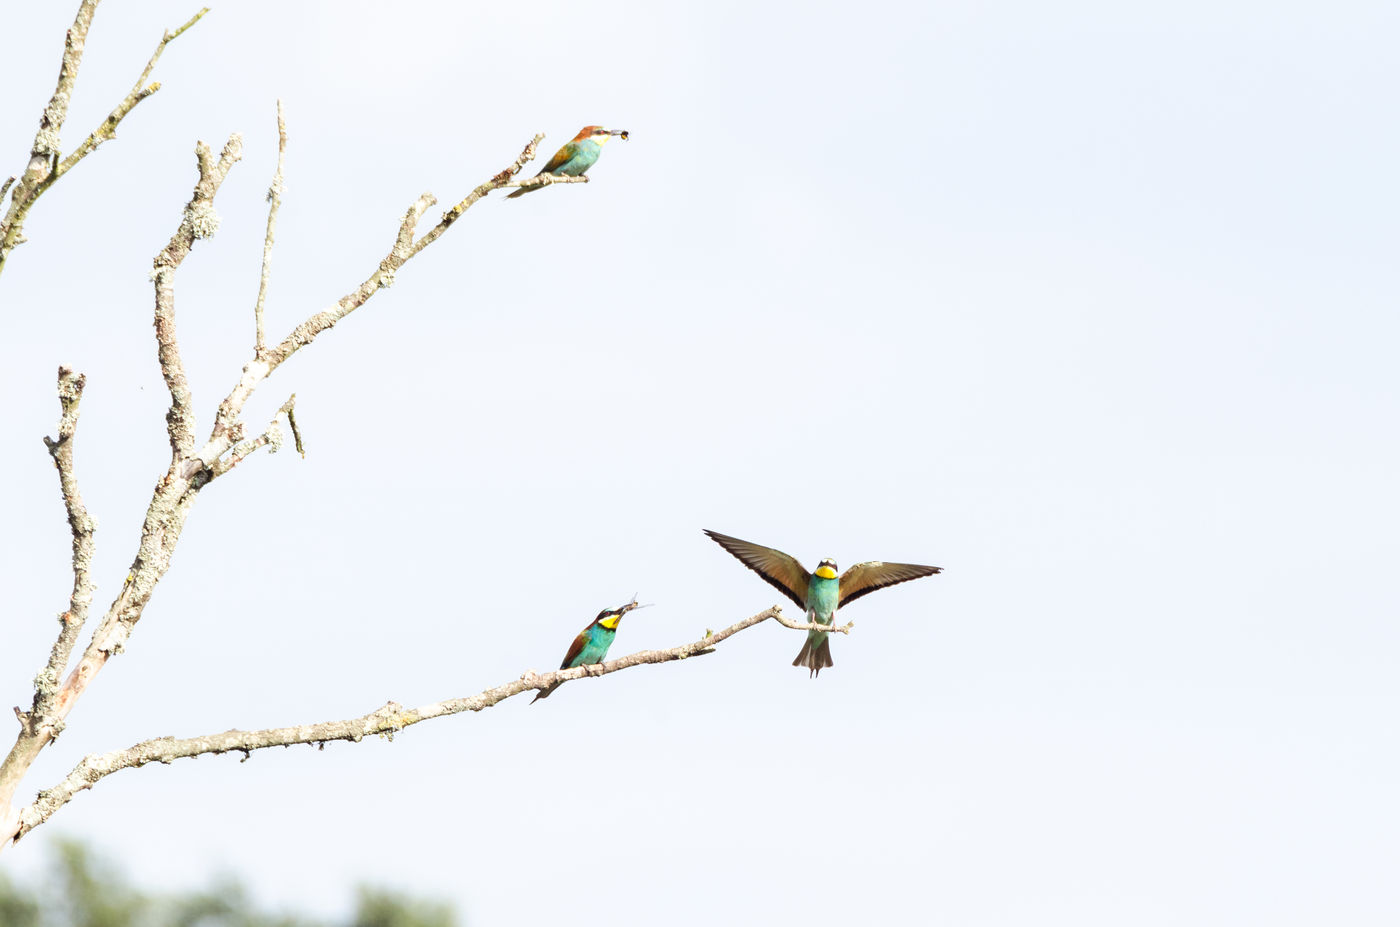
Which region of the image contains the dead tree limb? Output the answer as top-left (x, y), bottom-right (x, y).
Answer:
top-left (0, 117), bottom-right (587, 851)
top-left (11, 606), bottom-right (810, 841)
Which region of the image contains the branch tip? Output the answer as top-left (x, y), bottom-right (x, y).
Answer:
top-left (254, 100), bottom-right (288, 355)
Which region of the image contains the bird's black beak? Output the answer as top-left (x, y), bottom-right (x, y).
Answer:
top-left (611, 129), bottom-right (630, 140)
top-left (619, 595), bottom-right (650, 614)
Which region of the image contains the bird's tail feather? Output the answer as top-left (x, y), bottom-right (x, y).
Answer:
top-left (530, 681), bottom-right (562, 704)
top-left (792, 634), bottom-right (834, 678)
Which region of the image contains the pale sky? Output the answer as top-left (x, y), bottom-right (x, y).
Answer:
top-left (2, 1), bottom-right (1397, 923)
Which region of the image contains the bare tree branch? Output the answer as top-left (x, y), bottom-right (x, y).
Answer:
top-left (495, 172), bottom-right (590, 196)
top-left (0, 124), bottom-right (598, 851)
top-left (154, 133), bottom-right (244, 462)
top-left (197, 133), bottom-right (547, 471)
top-left (35, 368), bottom-right (99, 714)
top-left (69, 128), bottom-right (544, 721)
top-left (253, 100), bottom-right (287, 357)
top-left (12, 606), bottom-right (795, 841)
top-left (1, 134), bottom-right (247, 847)
top-left (1, 128), bottom-right (550, 850)
top-left (412, 133), bottom-right (545, 254)
top-left (10, 0), bottom-right (102, 207)
top-left (0, 2), bottom-right (208, 279)
top-left (0, 368), bottom-right (97, 813)
top-left (52, 8), bottom-right (209, 184)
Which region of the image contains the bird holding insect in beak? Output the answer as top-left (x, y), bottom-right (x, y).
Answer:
top-left (531, 597), bottom-right (647, 703)
top-left (703, 530), bottom-right (942, 677)
top-left (507, 126), bottom-right (629, 198)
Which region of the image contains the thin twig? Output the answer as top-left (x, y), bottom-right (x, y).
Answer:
top-left (13, 606), bottom-right (785, 841)
top-left (771, 612), bottom-right (856, 635)
top-left (253, 100), bottom-right (287, 357)
top-left (285, 399), bottom-right (305, 457)
top-left (211, 395), bottom-right (297, 477)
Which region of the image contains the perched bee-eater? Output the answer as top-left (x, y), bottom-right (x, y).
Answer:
top-left (704, 529), bottom-right (942, 677)
top-left (531, 597), bottom-right (647, 703)
top-left (506, 125), bottom-right (629, 198)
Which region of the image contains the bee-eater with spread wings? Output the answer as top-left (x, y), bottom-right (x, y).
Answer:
top-left (704, 530), bottom-right (941, 677)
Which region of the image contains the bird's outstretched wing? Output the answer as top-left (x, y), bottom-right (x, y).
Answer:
top-left (703, 529), bottom-right (811, 608)
top-left (838, 561), bottom-right (942, 609)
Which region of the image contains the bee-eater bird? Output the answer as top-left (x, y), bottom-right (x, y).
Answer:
top-left (703, 529), bottom-right (942, 677)
top-left (531, 597), bottom-right (647, 703)
top-left (506, 126), bottom-right (629, 198)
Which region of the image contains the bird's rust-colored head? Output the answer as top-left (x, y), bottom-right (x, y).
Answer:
top-left (573, 126), bottom-right (629, 143)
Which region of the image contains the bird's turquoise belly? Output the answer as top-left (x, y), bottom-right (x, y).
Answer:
top-left (572, 632), bottom-right (614, 666)
top-left (805, 577), bottom-right (839, 625)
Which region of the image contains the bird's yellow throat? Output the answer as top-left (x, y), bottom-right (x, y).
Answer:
top-left (815, 565), bottom-right (838, 580)
top-left (600, 615), bottom-right (621, 629)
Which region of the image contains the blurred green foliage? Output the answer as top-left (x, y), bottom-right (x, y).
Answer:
top-left (0, 840), bottom-right (458, 927)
